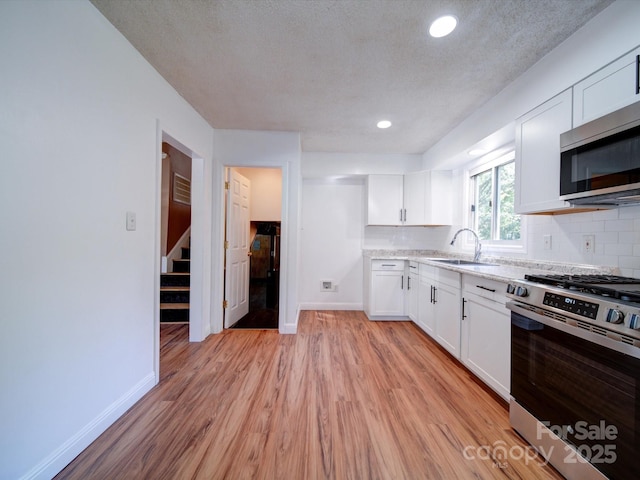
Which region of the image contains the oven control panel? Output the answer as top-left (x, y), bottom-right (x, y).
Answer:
top-left (543, 292), bottom-right (599, 319)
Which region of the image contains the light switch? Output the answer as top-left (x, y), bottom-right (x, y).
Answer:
top-left (126, 211), bottom-right (136, 231)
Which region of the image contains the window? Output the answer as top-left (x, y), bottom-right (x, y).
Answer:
top-left (469, 152), bottom-right (521, 243)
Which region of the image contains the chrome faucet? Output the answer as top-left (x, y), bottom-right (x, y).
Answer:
top-left (450, 228), bottom-right (482, 262)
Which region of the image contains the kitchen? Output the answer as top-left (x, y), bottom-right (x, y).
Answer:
top-left (3, 1), bottom-right (640, 479)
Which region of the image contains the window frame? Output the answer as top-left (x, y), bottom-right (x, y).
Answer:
top-left (466, 151), bottom-right (526, 253)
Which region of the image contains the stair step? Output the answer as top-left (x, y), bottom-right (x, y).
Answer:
top-left (181, 247), bottom-right (190, 259)
top-left (160, 288), bottom-right (190, 303)
top-left (160, 303), bottom-right (190, 309)
top-left (161, 272), bottom-right (190, 287)
top-left (160, 286), bottom-right (190, 291)
top-left (173, 259), bottom-right (190, 273)
top-left (160, 306), bottom-right (189, 323)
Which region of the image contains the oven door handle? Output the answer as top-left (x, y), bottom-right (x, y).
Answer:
top-left (506, 301), bottom-right (640, 359)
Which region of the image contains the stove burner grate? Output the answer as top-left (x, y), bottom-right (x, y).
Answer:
top-left (524, 274), bottom-right (640, 304)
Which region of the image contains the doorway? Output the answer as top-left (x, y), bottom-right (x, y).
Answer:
top-left (155, 128), bottom-right (209, 384)
top-left (224, 166), bottom-right (282, 330)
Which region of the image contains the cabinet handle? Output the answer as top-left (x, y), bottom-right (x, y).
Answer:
top-left (400, 209), bottom-right (403, 222)
top-left (430, 285), bottom-right (434, 303)
top-left (381, 264), bottom-right (396, 267)
top-left (403, 209), bottom-right (407, 222)
top-left (476, 285), bottom-right (496, 293)
top-left (407, 276), bottom-right (411, 290)
top-left (636, 54), bottom-right (640, 95)
top-left (433, 286), bottom-right (437, 304)
top-left (401, 275), bottom-right (404, 290)
top-left (462, 298), bottom-right (467, 320)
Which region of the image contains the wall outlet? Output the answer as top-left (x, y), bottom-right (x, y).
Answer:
top-left (583, 235), bottom-right (595, 253)
top-left (321, 280), bottom-right (337, 292)
top-left (126, 211), bottom-right (136, 231)
top-left (543, 234), bottom-right (552, 250)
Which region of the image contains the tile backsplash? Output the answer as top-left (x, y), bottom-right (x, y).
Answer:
top-left (363, 205), bottom-right (640, 278)
top-left (526, 205), bottom-right (640, 277)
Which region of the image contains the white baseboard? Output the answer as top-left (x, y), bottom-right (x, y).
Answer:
top-left (22, 372), bottom-right (156, 480)
top-left (298, 303), bottom-right (363, 311)
top-left (280, 323), bottom-right (298, 334)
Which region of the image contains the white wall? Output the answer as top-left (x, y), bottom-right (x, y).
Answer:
top-left (303, 152), bottom-right (422, 177)
top-left (213, 130), bottom-right (301, 334)
top-left (300, 178), bottom-right (365, 309)
top-left (235, 167), bottom-right (282, 221)
top-left (0, 2), bottom-right (214, 479)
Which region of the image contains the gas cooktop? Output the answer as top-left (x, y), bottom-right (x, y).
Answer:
top-left (524, 274), bottom-right (640, 304)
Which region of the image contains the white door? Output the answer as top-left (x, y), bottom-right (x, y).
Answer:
top-left (224, 168), bottom-right (251, 328)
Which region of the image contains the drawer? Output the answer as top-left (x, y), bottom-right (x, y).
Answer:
top-left (371, 259), bottom-right (406, 271)
top-left (462, 275), bottom-right (508, 304)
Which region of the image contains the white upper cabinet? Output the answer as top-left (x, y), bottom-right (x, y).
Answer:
top-left (573, 47), bottom-right (640, 127)
top-left (366, 175), bottom-right (404, 225)
top-left (366, 172), bottom-right (452, 225)
top-left (515, 88), bottom-right (573, 214)
top-left (403, 172), bottom-right (426, 225)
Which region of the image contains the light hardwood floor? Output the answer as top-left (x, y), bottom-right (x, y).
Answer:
top-left (55, 311), bottom-right (562, 479)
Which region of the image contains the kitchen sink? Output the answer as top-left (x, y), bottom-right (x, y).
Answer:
top-left (431, 259), bottom-right (498, 266)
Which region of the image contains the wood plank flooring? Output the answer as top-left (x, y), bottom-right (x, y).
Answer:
top-left (55, 311), bottom-right (562, 480)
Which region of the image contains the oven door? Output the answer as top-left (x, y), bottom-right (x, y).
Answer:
top-left (509, 303), bottom-right (640, 479)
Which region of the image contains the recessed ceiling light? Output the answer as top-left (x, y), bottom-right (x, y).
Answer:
top-left (377, 120), bottom-right (392, 129)
top-left (429, 15), bottom-right (458, 38)
top-left (468, 148), bottom-right (487, 156)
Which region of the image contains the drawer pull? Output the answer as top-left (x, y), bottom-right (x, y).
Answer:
top-left (476, 285), bottom-right (496, 293)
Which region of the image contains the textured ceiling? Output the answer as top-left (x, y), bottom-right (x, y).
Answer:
top-left (91, 0), bottom-right (614, 154)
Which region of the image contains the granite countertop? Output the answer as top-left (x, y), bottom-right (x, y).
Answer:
top-left (363, 249), bottom-right (620, 283)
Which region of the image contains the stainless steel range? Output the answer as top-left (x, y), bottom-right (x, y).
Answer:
top-left (506, 274), bottom-right (640, 480)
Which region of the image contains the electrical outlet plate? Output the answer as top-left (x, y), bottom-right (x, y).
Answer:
top-left (543, 234), bottom-right (552, 250)
top-left (583, 235), bottom-right (595, 253)
top-left (126, 211), bottom-right (136, 231)
top-left (321, 280), bottom-right (336, 292)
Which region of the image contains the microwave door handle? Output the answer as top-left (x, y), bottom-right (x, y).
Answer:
top-left (636, 54), bottom-right (640, 95)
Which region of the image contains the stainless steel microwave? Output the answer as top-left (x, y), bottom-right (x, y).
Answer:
top-left (560, 101), bottom-right (640, 205)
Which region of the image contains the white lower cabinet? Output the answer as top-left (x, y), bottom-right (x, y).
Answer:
top-left (364, 259), bottom-right (407, 319)
top-left (417, 264), bottom-right (461, 359)
top-left (461, 275), bottom-right (510, 400)
top-left (417, 270), bottom-right (435, 335)
top-left (433, 278), bottom-right (462, 359)
top-left (407, 262), bottom-right (419, 321)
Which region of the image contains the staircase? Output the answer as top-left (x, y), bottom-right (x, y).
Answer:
top-left (160, 242), bottom-right (190, 323)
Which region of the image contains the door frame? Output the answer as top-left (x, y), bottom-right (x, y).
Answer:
top-left (216, 163), bottom-right (288, 333)
top-left (154, 123), bottom-right (210, 383)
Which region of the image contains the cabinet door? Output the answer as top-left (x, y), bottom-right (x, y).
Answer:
top-left (434, 282), bottom-right (461, 359)
top-left (371, 271), bottom-right (405, 316)
top-left (407, 265), bottom-right (419, 321)
top-left (418, 273), bottom-right (435, 336)
top-left (403, 172), bottom-right (426, 225)
top-left (461, 294), bottom-right (510, 400)
top-left (424, 171), bottom-right (452, 225)
top-left (367, 175), bottom-right (404, 225)
top-left (515, 89), bottom-right (572, 214)
top-left (573, 47), bottom-right (640, 127)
